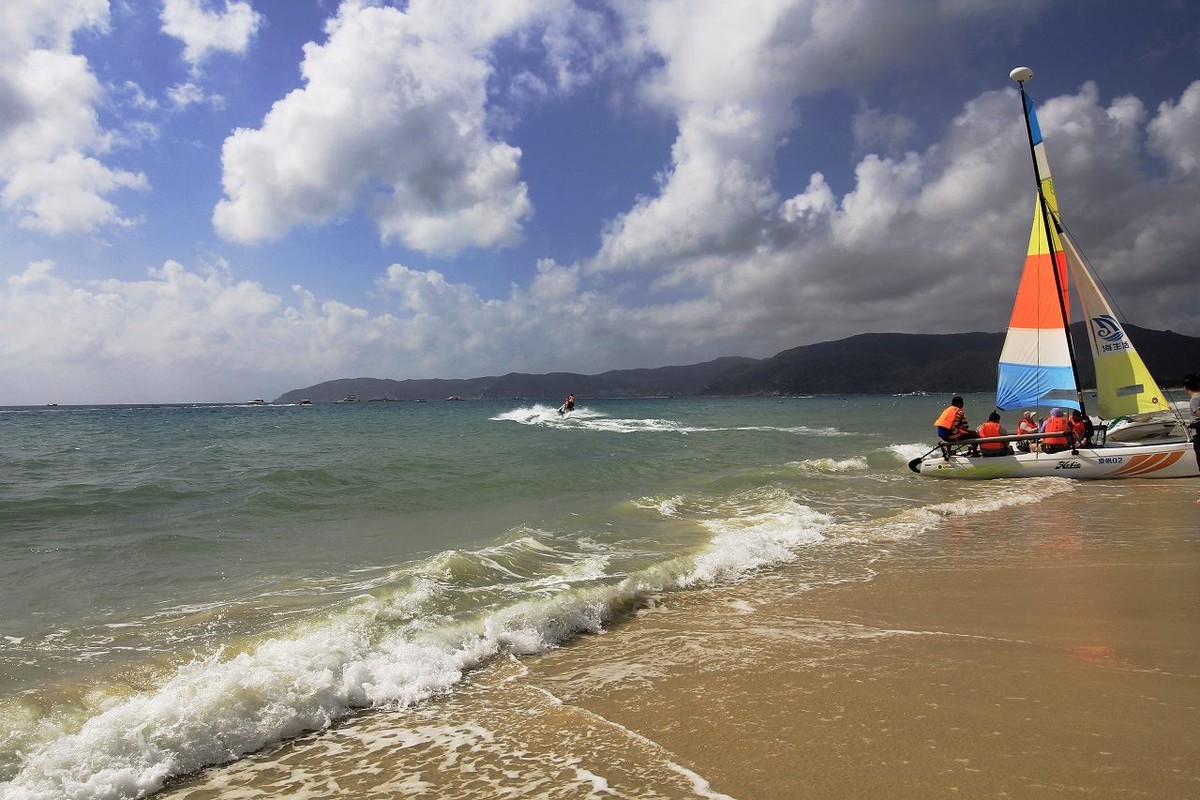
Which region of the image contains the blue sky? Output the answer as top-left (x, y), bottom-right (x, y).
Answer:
top-left (2, 0), bottom-right (1198, 404)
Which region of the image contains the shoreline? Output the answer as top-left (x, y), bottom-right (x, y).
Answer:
top-left (164, 480), bottom-right (1200, 798)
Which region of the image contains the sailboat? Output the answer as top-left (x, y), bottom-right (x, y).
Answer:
top-left (910, 67), bottom-right (1197, 480)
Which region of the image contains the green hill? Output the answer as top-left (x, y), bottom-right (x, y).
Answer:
top-left (275, 325), bottom-right (1199, 402)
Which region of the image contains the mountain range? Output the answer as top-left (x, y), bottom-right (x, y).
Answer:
top-left (273, 325), bottom-right (1199, 403)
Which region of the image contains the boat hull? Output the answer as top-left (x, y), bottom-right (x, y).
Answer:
top-left (1104, 415), bottom-right (1184, 442)
top-left (911, 440), bottom-right (1199, 480)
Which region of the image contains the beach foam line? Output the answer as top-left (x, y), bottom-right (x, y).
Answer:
top-left (491, 405), bottom-right (844, 435)
top-left (834, 476), bottom-right (1077, 543)
top-left (524, 682), bottom-right (736, 800)
top-left (2, 487), bottom-right (839, 799)
top-left (790, 456), bottom-right (870, 473)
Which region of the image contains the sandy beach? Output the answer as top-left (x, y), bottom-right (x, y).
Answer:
top-left (162, 479), bottom-right (1200, 799)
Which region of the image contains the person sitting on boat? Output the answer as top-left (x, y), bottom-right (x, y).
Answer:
top-left (1068, 409), bottom-right (1091, 447)
top-left (1041, 408), bottom-right (1072, 453)
top-left (977, 412), bottom-right (1013, 456)
top-left (1016, 411), bottom-right (1040, 453)
top-left (934, 396), bottom-right (977, 442)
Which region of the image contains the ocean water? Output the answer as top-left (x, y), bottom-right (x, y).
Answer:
top-left (0, 395), bottom-right (1187, 798)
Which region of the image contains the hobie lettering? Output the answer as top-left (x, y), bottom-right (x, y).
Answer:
top-left (1054, 461), bottom-right (1081, 470)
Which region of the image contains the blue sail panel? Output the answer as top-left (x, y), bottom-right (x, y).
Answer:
top-left (996, 362), bottom-right (1081, 411)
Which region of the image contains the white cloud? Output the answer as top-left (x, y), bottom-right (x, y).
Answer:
top-left (213, 0), bottom-right (595, 254)
top-left (2, 2), bottom-right (1198, 406)
top-left (5, 65), bottom-right (1199, 407)
top-left (167, 80), bottom-right (224, 110)
top-left (160, 0), bottom-right (262, 72)
top-left (589, 0), bottom-right (1037, 275)
top-left (0, 2), bottom-right (148, 234)
top-left (0, 0), bottom-right (109, 54)
top-left (1147, 80), bottom-right (1200, 175)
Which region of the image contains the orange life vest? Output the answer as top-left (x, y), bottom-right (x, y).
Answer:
top-left (978, 420), bottom-right (1005, 451)
top-left (1042, 416), bottom-right (1070, 447)
top-left (1017, 419), bottom-right (1038, 435)
top-left (934, 405), bottom-right (962, 430)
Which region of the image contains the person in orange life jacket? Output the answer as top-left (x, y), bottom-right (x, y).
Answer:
top-left (1016, 410), bottom-right (1040, 453)
top-left (934, 396), bottom-right (977, 441)
top-left (1040, 407), bottom-right (1071, 453)
top-left (1068, 409), bottom-right (1091, 447)
top-left (977, 412), bottom-right (1013, 456)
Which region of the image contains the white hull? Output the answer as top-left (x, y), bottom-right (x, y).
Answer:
top-left (1104, 415), bottom-right (1185, 442)
top-left (911, 440), bottom-right (1199, 480)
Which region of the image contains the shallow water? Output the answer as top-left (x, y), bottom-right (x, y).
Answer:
top-left (2, 395), bottom-right (1195, 798)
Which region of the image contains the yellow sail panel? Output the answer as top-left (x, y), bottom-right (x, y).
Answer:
top-left (1061, 231), bottom-right (1170, 417)
top-left (1020, 199), bottom-right (1069, 319)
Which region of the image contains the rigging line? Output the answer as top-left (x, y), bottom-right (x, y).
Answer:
top-left (1051, 210), bottom-right (1133, 324)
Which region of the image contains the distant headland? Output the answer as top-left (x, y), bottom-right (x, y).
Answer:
top-left (275, 325), bottom-right (1199, 403)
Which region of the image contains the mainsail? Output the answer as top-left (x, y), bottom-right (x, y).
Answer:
top-left (995, 93), bottom-right (1079, 411)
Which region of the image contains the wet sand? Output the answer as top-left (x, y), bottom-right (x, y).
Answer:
top-left (165, 482), bottom-right (1200, 799)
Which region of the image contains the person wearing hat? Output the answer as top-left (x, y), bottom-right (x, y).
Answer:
top-left (1041, 407), bottom-right (1071, 453)
top-left (1016, 410), bottom-right (1039, 452)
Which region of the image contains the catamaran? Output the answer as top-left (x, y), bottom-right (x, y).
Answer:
top-left (910, 67), bottom-right (1197, 480)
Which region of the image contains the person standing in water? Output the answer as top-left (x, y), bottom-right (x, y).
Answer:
top-left (1183, 374), bottom-right (1200, 470)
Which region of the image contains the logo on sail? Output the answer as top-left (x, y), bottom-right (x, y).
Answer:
top-left (1091, 314), bottom-right (1124, 342)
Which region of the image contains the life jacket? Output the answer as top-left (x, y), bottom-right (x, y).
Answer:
top-left (1042, 416), bottom-right (1070, 447)
top-left (934, 405), bottom-right (962, 430)
top-left (1017, 418), bottom-right (1038, 435)
top-left (1070, 418), bottom-right (1087, 440)
top-left (977, 420), bottom-right (1006, 452)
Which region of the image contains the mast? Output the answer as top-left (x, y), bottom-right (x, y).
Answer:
top-left (1009, 66), bottom-right (1089, 419)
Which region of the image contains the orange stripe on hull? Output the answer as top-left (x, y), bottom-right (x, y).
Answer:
top-left (1112, 452), bottom-right (1183, 476)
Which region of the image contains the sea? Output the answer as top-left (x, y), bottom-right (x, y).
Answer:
top-left (2, 394), bottom-right (1197, 799)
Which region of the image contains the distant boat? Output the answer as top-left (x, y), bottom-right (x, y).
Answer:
top-left (336, 395), bottom-right (360, 404)
top-left (909, 67), bottom-right (1196, 480)
top-left (444, 396), bottom-right (465, 401)
top-left (414, 399), bottom-right (428, 403)
top-left (298, 399), bottom-right (312, 406)
top-left (249, 399), bottom-right (266, 405)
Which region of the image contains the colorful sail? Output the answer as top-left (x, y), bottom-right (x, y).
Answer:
top-left (995, 93), bottom-right (1079, 411)
top-left (1060, 230), bottom-right (1170, 417)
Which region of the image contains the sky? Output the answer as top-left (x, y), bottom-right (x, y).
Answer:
top-left (2, 0), bottom-right (1198, 405)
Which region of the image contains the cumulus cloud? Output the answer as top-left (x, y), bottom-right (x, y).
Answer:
top-left (0, 1), bottom-right (148, 234)
top-left (5, 63), bottom-right (1198, 405)
top-left (160, 0), bottom-right (262, 73)
top-left (1147, 80), bottom-right (1200, 175)
top-left (213, 0), bottom-right (610, 254)
top-left (590, 0), bottom-right (1035, 274)
top-left (2, 1), bottom-right (1198, 405)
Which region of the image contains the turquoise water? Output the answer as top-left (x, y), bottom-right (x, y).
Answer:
top-left (0, 395), bottom-right (1088, 797)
